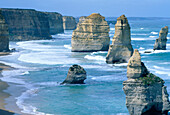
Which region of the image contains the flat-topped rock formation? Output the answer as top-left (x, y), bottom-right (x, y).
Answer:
top-left (106, 15), bottom-right (133, 64)
top-left (123, 49), bottom-right (170, 115)
top-left (0, 9), bottom-right (9, 52)
top-left (63, 16), bottom-right (76, 30)
top-left (61, 64), bottom-right (86, 84)
top-left (44, 12), bottom-right (64, 35)
top-left (71, 13), bottom-right (110, 52)
top-left (154, 26), bottom-right (168, 50)
top-left (1, 8), bottom-right (52, 41)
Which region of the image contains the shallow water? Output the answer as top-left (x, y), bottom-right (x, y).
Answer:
top-left (0, 17), bottom-right (170, 115)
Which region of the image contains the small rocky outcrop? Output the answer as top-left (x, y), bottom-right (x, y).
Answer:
top-left (154, 26), bottom-right (168, 50)
top-left (1, 8), bottom-right (52, 41)
top-left (0, 9), bottom-right (9, 52)
top-left (61, 64), bottom-right (86, 84)
top-left (63, 16), bottom-right (76, 30)
top-left (123, 49), bottom-right (170, 115)
top-left (44, 12), bottom-right (64, 35)
top-left (71, 13), bottom-right (110, 52)
top-left (106, 15), bottom-right (133, 64)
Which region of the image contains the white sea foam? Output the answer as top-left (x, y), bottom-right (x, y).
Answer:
top-left (139, 47), bottom-right (145, 50)
top-left (110, 28), bottom-right (115, 30)
top-left (149, 36), bottom-right (157, 38)
top-left (140, 28), bottom-right (144, 30)
top-left (91, 75), bottom-right (126, 81)
top-left (36, 82), bottom-right (60, 86)
top-left (113, 63), bottom-right (128, 67)
top-left (64, 44), bottom-right (72, 49)
top-left (16, 88), bottom-right (53, 115)
top-left (18, 52), bottom-right (79, 65)
top-left (151, 31), bottom-right (158, 35)
top-left (131, 33), bottom-right (147, 35)
top-left (84, 55), bottom-right (106, 61)
top-left (91, 51), bottom-right (107, 55)
top-left (131, 37), bottom-right (156, 41)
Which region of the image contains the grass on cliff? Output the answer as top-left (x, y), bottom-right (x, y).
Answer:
top-left (139, 73), bottom-right (164, 85)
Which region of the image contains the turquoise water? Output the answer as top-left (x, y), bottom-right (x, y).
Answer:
top-left (0, 17), bottom-right (170, 115)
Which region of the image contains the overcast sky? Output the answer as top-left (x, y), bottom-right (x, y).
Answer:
top-left (1, 0), bottom-right (170, 17)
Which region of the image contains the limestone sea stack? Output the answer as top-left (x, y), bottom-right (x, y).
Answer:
top-left (1, 8), bottom-right (52, 41)
top-left (71, 13), bottom-right (110, 52)
top-left (63, 16), bottom-right (77, 30)
top-left (61, 64), bottom-right (86, 84)
top-left (123, 49), bottom-right (170, 115)
top-left (0, 9), bottom-right (9, 52)
top-left (106, 15), bottom-right (133, 64)
top-left (78, 16), bottom-right (87, 25)
top-left (44, 12), bottom-right (64, 35)
top-left (154, 26), bottom-right (168, 50)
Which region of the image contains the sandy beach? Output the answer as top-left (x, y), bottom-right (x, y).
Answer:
top-left (0, 63), bottom-right (15, 115)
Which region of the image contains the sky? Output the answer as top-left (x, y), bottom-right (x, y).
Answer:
top-left (0, 0), bottom-right (170, 17)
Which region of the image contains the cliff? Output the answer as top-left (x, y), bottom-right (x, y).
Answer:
top-left (106, 15), bottom-right (133, 64)
top-left (63, 16), bottom-right (77, 30)
top-left (123, 49), bottom-right (170, 115)
top-left (71, 13), bottom-right (110, 52)
top-left (0, 9), bottom-right (9, 52)
top-left (44, 12), bottom-right (64, 35)
top-left (154, 26), bottom-right (168, 50)
top-left (1, 8), bottom-right (52, 41)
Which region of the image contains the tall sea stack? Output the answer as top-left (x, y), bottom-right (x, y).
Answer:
top-left (44, 12), bottom-right (64, 35)
top-left (1, 8), bottom-right (52, 41)
top-left (154, 26), bottom-right (168, 50)
top-left (123, 49), bottom-right (170, 115)
top-left (63, 16), bottom-right (77, 30)
top-left (106, 15), bottom-right (133, 64)
top-left (0, 9), bottom-right (9, 52)
top-left (71, 13), bottom-right (110, 52)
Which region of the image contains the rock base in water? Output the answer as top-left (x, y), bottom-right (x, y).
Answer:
top-left (61, 64), bottom-right (86, 84)
top-left (154, 26), bottom-right (168, 50)
top-left (123, 49), bottom-right (170, 115)
top-left (106, 15), bottom-right (133, 64)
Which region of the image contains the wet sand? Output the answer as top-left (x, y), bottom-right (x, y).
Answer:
top-left (0, 63), bottom-right (15, 115)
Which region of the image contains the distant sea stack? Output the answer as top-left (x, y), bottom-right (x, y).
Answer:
top-left (154, 26), bottom-right (168, 50)
top-left (1, 8), bottom-right (52, 41)
top-left (0, 9), bottom-right (9, 52)
top-left (63, 16), bottom-right (77, 30)
top-left (61, 64), bottom-right (86, 84)
top-left (123, 49), bottom-right (170, 115)
top-left (44, 12), bottom-right (64, 35)
top-left (106, 15), bottom-right (133, 64)
top-left (71, 13), bottom-right (110, 52)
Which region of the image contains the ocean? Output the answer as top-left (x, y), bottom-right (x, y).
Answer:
top-left (0, 17), bottom-right (170, 115)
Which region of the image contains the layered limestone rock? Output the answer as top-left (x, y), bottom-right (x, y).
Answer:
top-left (63, 16), bottom-right (76, 30)
top-left (106, 15), bottom-right (133, 64)
top-left (44, 12), bottom-right (64, 35)
top-left (61, 64), bottom-right (86, 84)
top-left (78, 16), bottom-right (86, 25)
top-left (71, 13), bottom-right (110, 52)
top-left (1, 8), bottom-right (52, 41)
top-left (154, 26), bottom-right (168, 50)
top-left (0, 9), bottom-right (9, 52)
top-left (123, 49), bottom-right (170, 115)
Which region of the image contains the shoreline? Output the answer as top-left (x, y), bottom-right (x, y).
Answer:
top-left (0, 63), bottom-right (16, 115)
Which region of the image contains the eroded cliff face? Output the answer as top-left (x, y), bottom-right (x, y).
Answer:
top-left (154, 26), bottom-right (168, 50)
top-left (0, 9), bottom-right (9, 51)
top-left (123, 49), bottom-right (170, 115)
top-left (44, 12), bottom-right (64, 35)
top-left (71, 13), bottom-right (110, 52)
top-left (106, 15), bottom-right (133, 64)
top-left (63, 16), bottom-right (76, 30)
top-left (1, 8), bottom-right (52, 41)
